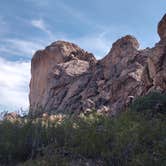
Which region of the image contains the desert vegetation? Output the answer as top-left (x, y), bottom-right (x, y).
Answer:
top-left (0, 92), bottom-right (165, 166)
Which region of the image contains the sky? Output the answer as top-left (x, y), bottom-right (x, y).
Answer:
top-left (0, 0), bottom-right (166, 112)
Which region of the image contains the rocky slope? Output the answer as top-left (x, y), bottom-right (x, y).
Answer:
top-left (29, 14), bottom-right (166, 116)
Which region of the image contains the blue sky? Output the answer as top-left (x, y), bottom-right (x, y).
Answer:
top-left (0, 0), bottom-right (166, 111)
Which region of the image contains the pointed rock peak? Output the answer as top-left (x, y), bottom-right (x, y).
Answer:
top-left (112, 35), bottom-right (139, 50)
top-left (158, 14), bottom-right (166, 40)
top-left (101, 35), bottom-right (139, 66)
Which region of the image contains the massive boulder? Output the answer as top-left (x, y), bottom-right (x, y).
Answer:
top-left (142, 40), bottom-right (166, 92)
top-left (29, 41), bottom-right (96, 115)
top-left (141, 14), bottom-right (166, 92)
top-left (29, 14), bottom-right (166, 116)
top-left (100, 35), bottom-right (148, 114)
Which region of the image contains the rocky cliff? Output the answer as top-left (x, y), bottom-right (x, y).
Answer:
top-left (29, 14), bottom-right (166, 116)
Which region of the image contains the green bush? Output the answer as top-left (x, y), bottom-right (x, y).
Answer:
top-left (18, 111), bottom-right (165, 166)
top-left (0, 93), bottom-right (166, 165)
top-left (131, 92), bottom-right (166, 115)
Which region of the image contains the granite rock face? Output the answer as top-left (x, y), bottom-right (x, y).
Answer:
top-left (29, 15), bottom-right (166, 116)
top-left (158, 14), bottom-right (166, 40)
top-left (29, 41), bottom-right (96, 114)
top-left (142, 40), bottom-right (166, 92)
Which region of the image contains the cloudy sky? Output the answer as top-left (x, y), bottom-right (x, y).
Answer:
top-left (0, 0), bottom-right (166, 112)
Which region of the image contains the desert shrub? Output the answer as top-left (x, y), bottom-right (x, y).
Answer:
top-left (0, 92), bottom-right (165, 165)
top-left (18, 111), bottom-right (165, 166)
top-left (131, 92), bottom-right (166, 116)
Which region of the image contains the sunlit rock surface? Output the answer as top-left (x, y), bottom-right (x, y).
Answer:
top-left (29, 15), bottom-right (166, 116)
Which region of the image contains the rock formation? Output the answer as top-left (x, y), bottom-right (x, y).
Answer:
top-left (29, 14), bottom-right (166, 116)
top-left (3, 112), bottom-right (21, 121)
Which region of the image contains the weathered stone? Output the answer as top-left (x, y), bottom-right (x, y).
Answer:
top-left (29, 41), bottom-right (96, 115)
top-left (142, 40), bottom-right (166, 92)
top-left (158, 14), bottom-right (166, 40)
top-left (101, 35), bottom-right (140, 79)
top-left (29, 14), bottom-right (166, 116)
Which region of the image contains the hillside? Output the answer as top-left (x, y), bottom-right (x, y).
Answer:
top-left (0, 92), bottom-right (166, 165)
top-left (0, 13), bottom-right (166, 166)
top-left (29, 14), bottom-right (166, 116)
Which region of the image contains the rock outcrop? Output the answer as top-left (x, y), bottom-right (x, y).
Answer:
top-left (29, 41), bottom-right (96, 114)
top-left (3, 112), bottom-right (21, 121)
top-left (29, 14), bottom-right (166, 116)
top-left (158, 14), bottom-right (166, 40)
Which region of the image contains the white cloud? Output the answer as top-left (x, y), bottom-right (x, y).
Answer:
top-left (0, 38), bottom-right (44, 57)
top-left (31, 19), bottom-right (52, 37)
top-left (0, 58), bottom-right (30, 111)
top-left (26, 1), bottom-right (92, 25)
top-left (31, 19), bottom-right (46, 31)
top-left (0, 32), bottom-right (112, 113)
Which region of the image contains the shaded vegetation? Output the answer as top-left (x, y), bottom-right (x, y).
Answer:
top-left (0, 92), bottom-right (165, 166)
top-left (131, 92), bottom-right (166, 113)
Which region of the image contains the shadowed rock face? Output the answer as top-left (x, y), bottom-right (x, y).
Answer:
top-left (158, 14), bottom-right (166, 40)
top-left (29, 15), bottom-right (166, 116)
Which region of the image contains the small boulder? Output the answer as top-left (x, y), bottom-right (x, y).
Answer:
top-left (4, 112), bottom-right (20, 121)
